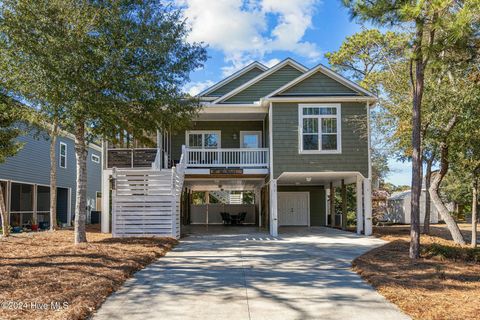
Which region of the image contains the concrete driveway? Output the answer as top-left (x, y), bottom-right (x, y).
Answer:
top-left (94, 227), bottom-right (409, 320)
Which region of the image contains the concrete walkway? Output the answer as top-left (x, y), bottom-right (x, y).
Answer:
top-left (94, 227), bottom-right (410, 320)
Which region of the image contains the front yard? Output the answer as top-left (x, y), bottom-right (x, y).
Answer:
top-left (0, 226), bottom-right (176, 320)
top-left (353, 224), bottom-right (480, 320)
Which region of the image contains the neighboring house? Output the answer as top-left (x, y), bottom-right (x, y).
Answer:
top-left (0, 128), bottom-right (102, 228)
top-left (372, 189), bottom-right (390, 223)
top-left (102, 58), bottom-right (376, 238)
top-left (386, 190), bottom-right (439, 224)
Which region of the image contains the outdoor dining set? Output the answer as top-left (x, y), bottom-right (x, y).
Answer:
top-left (220, 212), bottom-right (247, 225)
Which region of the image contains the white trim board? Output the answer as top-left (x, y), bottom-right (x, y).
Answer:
top-left (213, 58), bottom-right (308, 104)
top-left (263, 96), bottom-right (377, 104)
top-left (265, 63), bottom-right (376, 98)
top-left (198, 105), bottom-right (268, 113)
top-left (198, 61), bottom-right (268, 97)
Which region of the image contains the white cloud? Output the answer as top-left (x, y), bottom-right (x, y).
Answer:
top-left (261, 58), bottom-right (281, 68)
top-left (185, 80), bottom-right (215, 96)
top-left (176, 0), bottom-right (322, 75)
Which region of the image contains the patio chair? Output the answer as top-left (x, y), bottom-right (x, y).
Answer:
top-left (237, 212), bottom-right (247, 225)
top-left (220, 212), bottom-right (231, 225)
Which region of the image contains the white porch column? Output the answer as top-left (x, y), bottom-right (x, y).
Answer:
top-left (269, 179), bottom-right (278, 237)
top-left (363, 178), bottom-right (372, 236)
top-left (101, 170), bottom-right (111, 233)
top-left (356, 176), bottom-right (364, 235)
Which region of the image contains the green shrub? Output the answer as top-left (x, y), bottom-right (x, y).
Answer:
top-left (422, 243), bottom-right (480, 263)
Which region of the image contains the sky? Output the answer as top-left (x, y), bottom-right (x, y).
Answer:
top-left (175, 0), bottom-right (412, 186)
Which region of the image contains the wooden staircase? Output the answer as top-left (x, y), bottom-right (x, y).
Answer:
top-left (111, 152), bottom-right (185, 238)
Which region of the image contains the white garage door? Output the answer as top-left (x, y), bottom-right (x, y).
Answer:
top-left (278, 192), bottom-right (310, 226)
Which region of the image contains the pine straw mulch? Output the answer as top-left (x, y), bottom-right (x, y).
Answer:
top-left (353, 224), bottom-right (480, 320)
top-left (0, 226), bottom-right (176, 320)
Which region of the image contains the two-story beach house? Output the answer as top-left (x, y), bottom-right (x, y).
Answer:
top-left (0, 128), bottom-right (102, 228)
top-left (101, 58), bottom-right (376, 238)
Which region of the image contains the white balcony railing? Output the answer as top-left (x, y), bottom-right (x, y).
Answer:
top-left (185, 148), bottom-right (269, 168)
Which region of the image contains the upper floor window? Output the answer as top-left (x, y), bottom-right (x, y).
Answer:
top-left (91, 154), bottom-right (100, 164)
top-left (299, 104), bottom-right (341, 154)
top-left (59, 142), bottom-right (67, 168)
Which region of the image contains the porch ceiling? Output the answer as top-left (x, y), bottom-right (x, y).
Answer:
top-left (277, 171), bottom-right (363, 187)
top-left (184, 178), bottom-right (265, 191)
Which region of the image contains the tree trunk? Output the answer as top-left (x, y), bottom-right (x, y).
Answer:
top-left (49, 119), bottom-right (59, 231)
top-left (410, 56), bottom-right (425, 259)
top-left (472, 176), bottom-right (478, 248)
top-left (0, 183), bottom-right (9, 237)
top-left (74, 120), bottom-right (88, 244)
top-left (423, 157), bottom-right (433, 234)
top-left (429, 142), bottom-right (466, 245)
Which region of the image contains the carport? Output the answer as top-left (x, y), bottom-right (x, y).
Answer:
top-left (268, 171), bottom-right (372, 237)
top-left (180, 177), bottom-right (267, 235)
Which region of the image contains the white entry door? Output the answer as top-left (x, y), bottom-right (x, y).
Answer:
top-left (278, 192), bottom-right (309, 226)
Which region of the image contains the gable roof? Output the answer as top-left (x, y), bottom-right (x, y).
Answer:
top-left (265, 64), bottom-right (376, 98)
top-left (198, 61), bottom-right (268, 97)
top-left (213, 58), bottom-right (308, 104)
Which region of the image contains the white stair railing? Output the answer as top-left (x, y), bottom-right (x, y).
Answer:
top-left (170, 145), bottom-right (187, 238)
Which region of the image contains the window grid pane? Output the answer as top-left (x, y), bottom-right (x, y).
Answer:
top-left (319, 107), bottom-right (336, 115)
top-left (302, 134), bottom-right (318, 150)
top-left (321, 118), bottom-right (337, 133)
top-left (302, 118), bottom-right (318, 133)
top-left (188, 134), bottom-right (203, 148)
top-left (321, 134), bottom-right (337, 150)
top-left (204, 134), bottom-right (219, 148)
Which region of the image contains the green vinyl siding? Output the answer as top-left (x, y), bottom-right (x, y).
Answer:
top-left (277, 186), bottom-right (326, 226)
top-left (170, 121), bottom-right (264, 163)
top-left (272, 102), bottom-right (368, 178)
top-left (207, 67), bottom-right (265, 97)
top-left (223, 65), bottom-right (304, 104)
top-left (279, 71), bottom-right (359, 96)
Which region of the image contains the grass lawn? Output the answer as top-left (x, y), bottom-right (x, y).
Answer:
top-left (353, 224), bottom-right (480, 320)
top-left (0, 226), bottom-right (176, 320)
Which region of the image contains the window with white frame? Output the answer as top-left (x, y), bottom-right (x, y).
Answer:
top-left (186, 131), bottom-right (221, 149)
top-left (91, 154), bottom-right (100, 163)
top-left (59, 142), bottom-right (67, 168)
top-left (299, 104), bottom-right (341, 153)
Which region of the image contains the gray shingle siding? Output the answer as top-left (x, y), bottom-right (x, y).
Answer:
top-left (87, 146), bottom-right (102, 211)
top-left (223, 65), bottom-right (303, 104)
top-left (206, 67), bottom-right (265, 97)
top-left (278, 71), bottom-right (359, 96)
top-left (272, 102), bottom-right (369, 178)
top-left (0, 131), bottom-right (102, 216)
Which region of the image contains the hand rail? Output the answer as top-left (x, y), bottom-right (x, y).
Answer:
top-left (184, 147), bottom-right (269, 168)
